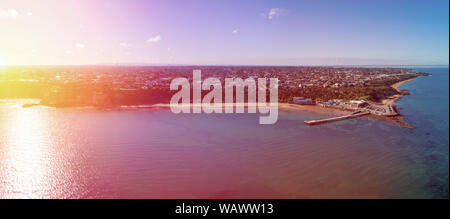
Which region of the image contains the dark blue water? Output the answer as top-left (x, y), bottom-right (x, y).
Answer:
top-left (392, 68), bottom-right (449, 198)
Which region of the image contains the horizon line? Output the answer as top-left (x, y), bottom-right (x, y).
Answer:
top-left (1, 64), bottom-right (449, 68)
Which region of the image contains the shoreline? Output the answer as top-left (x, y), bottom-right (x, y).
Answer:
top-left (16, 77), bottom-right (421, 118)
top-left (17, 101), bottom-right (347, 116)
top-left (148, 103), bottom-right (349, 116)
top-left (15, 101), bottom-right (416, 128)
top-left (381, 77), bottom-right (418, 105)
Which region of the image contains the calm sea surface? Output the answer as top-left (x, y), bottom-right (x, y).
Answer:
top-left (0, 68), bottom-right (448, 198)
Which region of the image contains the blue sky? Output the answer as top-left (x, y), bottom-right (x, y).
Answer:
top-left (0, 0), bottom-right (448, 65)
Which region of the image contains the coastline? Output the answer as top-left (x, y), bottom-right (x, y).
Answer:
top-left (10, 76), bottom-right (422, 129)
top-left (152, 103), bottom-right (348, 116)
top-left (18, 100), bottom-right (347, 116)
top-left (17, 76), bottom-right (422, 119)
top-left (151, 76), bottom-right (421, 117)
top-left (381, 77), bottom-right (418, 105)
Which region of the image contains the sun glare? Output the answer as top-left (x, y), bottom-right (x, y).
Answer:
top-left (3, 108), bottom-right (52, 198)
top-left (0, 54), bottom-right (6, 66)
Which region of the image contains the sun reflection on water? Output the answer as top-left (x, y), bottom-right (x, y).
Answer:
top-left (1, 107), bottom-right (52, 198)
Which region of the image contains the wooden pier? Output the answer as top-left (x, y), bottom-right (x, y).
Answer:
top-left (304, 112), bottom-right (370, 125)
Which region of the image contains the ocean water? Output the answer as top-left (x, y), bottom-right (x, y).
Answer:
top-left (0, 68), bottom-right (448, 198)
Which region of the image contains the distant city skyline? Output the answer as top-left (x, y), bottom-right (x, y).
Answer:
top-left (0, 0), bottom-right (448, 66)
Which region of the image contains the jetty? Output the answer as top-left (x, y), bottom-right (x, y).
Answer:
top-left (304, 111), bottom-right (370, 125)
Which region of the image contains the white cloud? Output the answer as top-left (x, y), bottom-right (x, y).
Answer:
top-left (0, 9), bottom-right (20, 19)
top-left (120, 42), bottom-right (131, 47)
top-left (267, 8), bottom-right (282, 20)
top-left (232, 29), bottom-right (239, 34)
top-left (146, 35), bottom-right (161, 43)
top-left (76, 43), bottom-right (85, 49)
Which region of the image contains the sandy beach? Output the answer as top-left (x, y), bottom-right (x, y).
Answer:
top-left (382, 77), bottom-right (418, 105)
top-left (149, 102), bottom-right (349, 117)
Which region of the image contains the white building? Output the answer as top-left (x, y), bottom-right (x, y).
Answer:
top-left (292, 97), bottom-right (315, 105)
